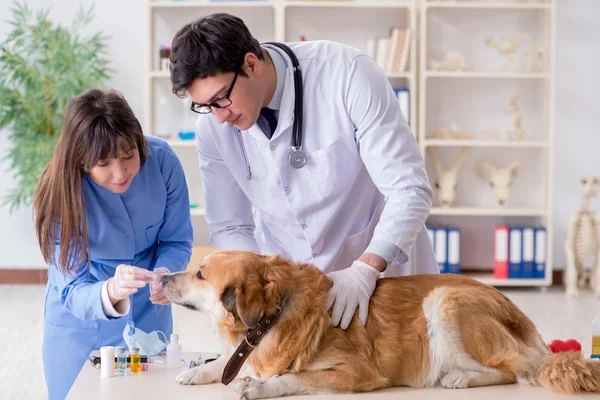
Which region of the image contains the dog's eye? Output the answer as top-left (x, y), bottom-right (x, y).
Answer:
top-left (196, 270), bottom-right (204, 280)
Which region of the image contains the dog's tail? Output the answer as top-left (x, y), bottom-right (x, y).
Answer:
top-left (537, 351), bottom-right (600, 394)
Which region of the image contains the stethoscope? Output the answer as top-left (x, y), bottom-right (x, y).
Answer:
top-left (263, 42), bottom-right (307, 169)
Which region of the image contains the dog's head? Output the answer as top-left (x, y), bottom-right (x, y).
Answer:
top-left (162, 250), bottom-right (294, 329)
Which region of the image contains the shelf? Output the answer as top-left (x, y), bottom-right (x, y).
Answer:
top-left (284, 1), bottom-right (411, 8)
top-left (167, 140), bottom-right (196, 148)
top-left (150, 1), bottom-right (275, 8)
top-left (461, 271), bottom-right (550, 287)
top-left (425, 71), bottom-right (550, 79)
top-left (430, 207), bottom-right (546, 216)
top-left (190, 208), bottom-right (206, 216)
top-left (425, 1), bottom-right (551, 10)
top-left (150, 71), bottom-right (170, 78)
top-left (424, 139), bottom-right (548, 148)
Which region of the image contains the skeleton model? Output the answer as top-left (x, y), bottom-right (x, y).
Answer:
top-left (565, 176), bottom-right (600, 298)
top-left (430, 51), bottom-right (472, 72)
top-left (485, 34), bottom-right (544, 72)
top-left (427, 147), bottom-right (470, 208)
top-left (506, 95), bottom-right (525, 140)
top-left (476, 160), bottom-right (520, 206)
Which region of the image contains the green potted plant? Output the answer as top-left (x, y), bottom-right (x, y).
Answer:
top-left (0, 1), bottom-right (113, 212)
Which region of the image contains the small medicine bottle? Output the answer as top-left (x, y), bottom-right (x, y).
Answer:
top-left (592, 315), bottom-right (600, 359)
top-left (116, 347), bottom-right (127, 373)
top-left (130, 347), bottom-right (141, 373)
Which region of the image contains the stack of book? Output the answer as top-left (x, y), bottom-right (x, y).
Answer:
top-left (365, 27), bottom-right (412, 73)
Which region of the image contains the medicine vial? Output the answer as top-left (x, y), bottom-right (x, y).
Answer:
top-left (592, 315), bottom-right (600, 359)
top-left (100, 346), bottom-right (115, 378)
top-left (116, 347), bottom-right (127, 373)
top-left (130, 347), bottom-right (141, 373)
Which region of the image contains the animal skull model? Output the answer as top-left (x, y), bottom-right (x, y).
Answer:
top-left (427, 147), bottom-right (470, 207)
top-left (476, 161), bottom-right (520, 206)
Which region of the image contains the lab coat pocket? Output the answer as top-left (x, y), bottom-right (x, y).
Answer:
top-left (306, 137), bottom-right (358, 197)
top-left (145, 219), bottom-right (164, 244)
top-left (330, 203), bottom-right (383, 272)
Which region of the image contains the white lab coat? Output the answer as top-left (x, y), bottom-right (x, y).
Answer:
top-left (195, 40), bottom-right (439, 277)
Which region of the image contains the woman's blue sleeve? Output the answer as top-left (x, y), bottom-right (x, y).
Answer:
top-left (51, 245), bottom-right (116, 321)
top-left (153, 145), bottom-right (194, 273)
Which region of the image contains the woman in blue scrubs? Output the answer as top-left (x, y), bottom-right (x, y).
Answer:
top-left (33, 88), bottom-right (194, 399)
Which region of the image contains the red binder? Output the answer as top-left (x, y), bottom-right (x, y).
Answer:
top-left (494, 225), bottom-right (509, 279)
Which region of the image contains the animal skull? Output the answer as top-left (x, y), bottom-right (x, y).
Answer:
top-left (477, 160), bottom-right (520, 206)
top-left (427, 147), bottom-right (470, 207)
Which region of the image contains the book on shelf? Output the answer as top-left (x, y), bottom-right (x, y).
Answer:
top-left (365, 27), bottom-right (411, 73)
top-left (494, 225), bottom-right (546, 280)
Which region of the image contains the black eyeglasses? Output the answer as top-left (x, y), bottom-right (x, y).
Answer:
top-left (190, 68), bottom-right (240, 114)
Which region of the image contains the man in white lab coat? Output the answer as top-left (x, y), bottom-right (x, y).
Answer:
top-left (169, 13), bottom-right (439, 330)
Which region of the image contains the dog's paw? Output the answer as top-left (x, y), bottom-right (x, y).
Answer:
top-left (233, 377), bottom-right (268, 399)
top-left (175, 366), bottom-right (215, 385)
top-left (441, 370), bottom-right (469, 389)
top-left (565, 287), bottom-right (579, 299)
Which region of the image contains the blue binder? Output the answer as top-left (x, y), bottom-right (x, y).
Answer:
top-left (521, 227), bottom-right (535, 278)
top-left (509, 227), bottom-right (522, 278)
top-left (434, 227), bottom-right (447, 274)
top-left (447, 227), bottom-right (461, 274)
top-left (534, 227), bottom-right (547, 279)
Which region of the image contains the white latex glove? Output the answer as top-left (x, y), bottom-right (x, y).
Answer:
top-left (325, 260), bottom-right (380, 330)
top-left (107, 264), bottom-right (154, 301)
top-left (149, 267), bottom-right (172, 305)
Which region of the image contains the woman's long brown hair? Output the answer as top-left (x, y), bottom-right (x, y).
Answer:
top-left (33, 88), bottom-right (149, 275)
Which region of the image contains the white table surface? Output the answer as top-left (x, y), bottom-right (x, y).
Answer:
top-left (67, 351), bottom-right (594, 400)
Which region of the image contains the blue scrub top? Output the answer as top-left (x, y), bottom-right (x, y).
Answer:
top-left (42, 137), bottom-right (193, 399)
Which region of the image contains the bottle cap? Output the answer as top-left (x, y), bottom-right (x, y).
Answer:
top-left (132, 347), bottom-right (140, 354)
top-left (100, 346), bottom-right (115, 354)
top-left (171, 333), bottom-right (179, 342)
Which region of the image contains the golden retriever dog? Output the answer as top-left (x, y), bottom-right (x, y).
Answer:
top-left (162, 250), bottom-right (600, 399)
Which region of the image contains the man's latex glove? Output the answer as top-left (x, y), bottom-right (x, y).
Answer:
top-left (107, 264), bottom-right (154, 301)
top-left (149, 267), bottom-right (172, 305)
top-left (325, 260), bottom-right (380, 330)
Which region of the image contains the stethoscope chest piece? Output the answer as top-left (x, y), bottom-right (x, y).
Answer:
top-left (289, 147), bottom-right (307, 169)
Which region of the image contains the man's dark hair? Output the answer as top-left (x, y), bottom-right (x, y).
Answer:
top-left (170, 13), bottom-right (264, 99)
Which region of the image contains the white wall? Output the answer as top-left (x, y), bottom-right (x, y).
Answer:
top-left (0, 0), bottom-right (598, 270)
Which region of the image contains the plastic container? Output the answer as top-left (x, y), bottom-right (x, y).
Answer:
top-left (100, 346), bottom-right (115, 378)
top-left (166, 333), bottom-right (183, 368)
top-left (592, 315), bottom-right (600, 359)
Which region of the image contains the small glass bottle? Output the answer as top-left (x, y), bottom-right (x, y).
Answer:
top-left (130, 347), bottom-right (141, 373)
top-left (592, 315), bottom-right (600, 359)
top-left (116, 347), bottom-right (127, 373)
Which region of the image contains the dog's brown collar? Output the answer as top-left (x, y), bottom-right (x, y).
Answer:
top-left (221, 305), bottom-right (283, 385)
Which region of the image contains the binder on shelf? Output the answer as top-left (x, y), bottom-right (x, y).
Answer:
top-left (534, 227), bottom-right (547, 279)
top-left (447, 227), bottom-right (460, 274)
top-left (434, 228), bottom-right (447, 274)
top-left (521, 227), bottom-right (535, 278)
top-left (494, 225), bottom-right (509, 279)
top-left (509, 227), bottom-right (522, 278)
top-left (394, 88), bottom-right (410, 126)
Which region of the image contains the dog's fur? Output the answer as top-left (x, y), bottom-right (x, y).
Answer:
top-left (162, 250), bottom-right (600, 399)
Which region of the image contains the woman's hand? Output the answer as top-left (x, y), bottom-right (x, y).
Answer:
top-left (107, 264), bottom-right (154, 305)
top-left (149, 267), bottom-right (172, 305)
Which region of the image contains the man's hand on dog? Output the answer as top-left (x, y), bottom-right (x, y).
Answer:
top-left (325, 259), bottom-right (381, 330)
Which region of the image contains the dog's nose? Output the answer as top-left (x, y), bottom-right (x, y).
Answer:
top-left (161, 274), bottom-right (170, 287)
top-left (498, 199), bottom-right (504, 206)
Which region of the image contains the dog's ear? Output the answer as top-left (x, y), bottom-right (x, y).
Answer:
top-left (220, 277), bottom-right (265, 329)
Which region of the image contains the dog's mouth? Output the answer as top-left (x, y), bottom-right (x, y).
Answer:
top-left (181, 302), bottom-right (199, 311)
